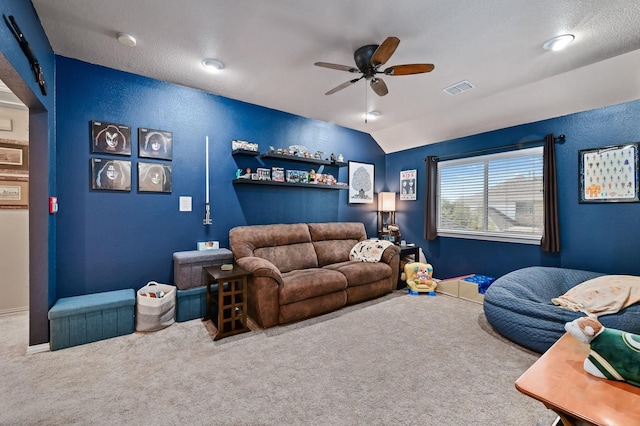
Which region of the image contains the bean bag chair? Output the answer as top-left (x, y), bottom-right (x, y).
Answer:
top-left (483, 266), bottom-right (640, 353)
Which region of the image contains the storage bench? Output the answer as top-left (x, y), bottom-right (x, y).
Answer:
top-left (48, 289), bottom-right (135, 351)
top-left (173, 248), bottom-right (232, 321)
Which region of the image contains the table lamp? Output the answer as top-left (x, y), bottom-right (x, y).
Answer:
top-left (377, 192), bottom-right (397, 238)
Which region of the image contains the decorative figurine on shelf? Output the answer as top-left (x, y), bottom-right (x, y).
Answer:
top-left (277, 148), bottom-right (283, 154)
top-left (239, 167), bottom-right (251, 179)
top-left (235, 169), bottom-right (242, 179)
top-left (308, 169), bottom-right (316, 183)
top-left (337, 154), bottom-right (344, 163)
top-left (565, 316), bottom-right (640, 387)
top-left (269, 146), bottom-right (275, 153)
top-left (330, 153), bottom-right (336, 164)
top-left (404, 262), bottom-right (437, 294)
top-left (315, 151), bottom-right (323, 159)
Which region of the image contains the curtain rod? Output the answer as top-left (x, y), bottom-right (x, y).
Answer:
top-left (426, 134), bottom-right (565, 162)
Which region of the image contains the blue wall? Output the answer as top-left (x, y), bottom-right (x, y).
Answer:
top-left (55, 57), bottom-right (385, 298)
top-left (386, 101), bottom-right (640, 279)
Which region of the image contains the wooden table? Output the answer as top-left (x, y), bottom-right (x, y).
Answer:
top-left (203, 265), bottom-right (251, 340)
top-left (515, 333), bottom-right (640, 426)
top-left (397, 244), bottom-right (420, 289)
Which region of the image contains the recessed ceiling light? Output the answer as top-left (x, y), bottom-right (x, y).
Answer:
top-left (202, 58), bottom-right (225, 71)
top-left (117, 33), bottom-right (137, 47)
top-left (543, 34), bottom-right (575, 51)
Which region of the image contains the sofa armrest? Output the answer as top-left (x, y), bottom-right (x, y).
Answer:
top-left (235, 256), bottom-right (283, 328)
top-left (235, 256), bottom-right (284, 286)
top-left (380, 244), bottom-right (401, 265)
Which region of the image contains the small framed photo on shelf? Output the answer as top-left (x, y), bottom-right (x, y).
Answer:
top-left (286, 170), bottom-right (307, 183)
top-left (348, 161), bottom-right (375, 204)
top-left (138, 162), bottom-right (172, 193)
top-left (90, 158), bottom-right (131, 191)
top-left (91, 121), bottom-right (131, 156)
top-left (139, 128), bottom-right (173, 160)
top-left (257, 167), bottom-right (271, 181)
top-left (578, 143), bottom-right (639, 203)
top-left (272, 167), bottom-right (285, 182)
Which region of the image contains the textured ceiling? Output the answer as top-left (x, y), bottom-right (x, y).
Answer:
top-left (31, 0), bottom-right (640, 153)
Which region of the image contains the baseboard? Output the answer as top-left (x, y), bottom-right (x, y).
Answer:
top-left (0, 306), bottom-right (28, 316)
top-left (26, 343), bottom-right (50, 355)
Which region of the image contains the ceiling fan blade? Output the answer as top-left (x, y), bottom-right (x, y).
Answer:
top-left (370, 36), bottom-right (400, 66)
top-left (314, 62), bottom-right (359, 73)
top-left (325, 78), bottom-right (361, 95)
top-left (384, 64), bottom-right (435, 75)
top-left (370, 78), bottom-right (388, 96)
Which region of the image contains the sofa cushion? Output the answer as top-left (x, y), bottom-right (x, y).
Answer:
top-left (324, 260), bottom-right (392, 287)
top-left (308, 222), bottom-right (366, 267)
top-left (279, 269), bottom-right (347, 305)
top-left (230, 223), bottom-right (318, 273)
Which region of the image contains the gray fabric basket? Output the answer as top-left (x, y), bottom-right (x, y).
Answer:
top-left (135, 281), bottom-right (176, 332)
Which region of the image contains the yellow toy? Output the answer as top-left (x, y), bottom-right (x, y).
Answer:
top-left (404, 262), bottom-right (437, 293)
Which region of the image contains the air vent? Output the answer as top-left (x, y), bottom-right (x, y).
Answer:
top-left (443, 80), bottom-right (475, 96)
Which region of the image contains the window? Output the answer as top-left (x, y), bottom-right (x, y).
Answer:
top-left (437, 147), bottom-right (544, 244)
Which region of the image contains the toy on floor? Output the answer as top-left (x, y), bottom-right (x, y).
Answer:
top-left (404, 262), bottom-right (437, 295)
top-left (565, 316), bottom-right (640, 387)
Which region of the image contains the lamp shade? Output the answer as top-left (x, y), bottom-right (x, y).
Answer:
top-left (378, 192), bottom-right (396, 212)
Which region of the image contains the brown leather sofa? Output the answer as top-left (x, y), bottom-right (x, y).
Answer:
top-left (229, 222), bottom-right (400, 328)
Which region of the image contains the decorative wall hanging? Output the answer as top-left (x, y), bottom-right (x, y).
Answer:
top-left (0, 176), bottom-right (28, 209)
top-left (579, 143), bottom-right (639, 203)
top-left (138, 162), bottom-right (172, 193)
top-left (90, 158), bottom-right (131, 191)
top-left (139, 128), bottom-right (173, 160)
top-left (348, 161), bottom-right (375, 204)
top-left (400, 169), bottom-right (417, 201)
top-left (91, 121), bottom-right (131, 156)
top-left (0, 139), bottom-right (28, 172)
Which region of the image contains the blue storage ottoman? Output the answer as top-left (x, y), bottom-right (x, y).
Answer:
top-left (176, 286), bottom-right (207, 322)
top-left (173, 248), bottom-right (232, 322)
top-left (48, 289), bottom-right (135, 351)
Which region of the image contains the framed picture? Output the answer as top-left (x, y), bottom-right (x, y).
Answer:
top-left (0, 139), bottom-right (28, 172)
top-left (257, 167), bottom-right (271, 181)
top-left (579, 143), bottom-right (639, 203)
top-left (90, 158), bottom-right (131, 191)
top-left (272, 166), bottom-right (285, 182)
top-left (400, 169), bottom-right (417, 201)
top-left (91, 121), bottom-right (131, 156)
top-left (138, 162), bottom-right (172, 193)
top-left (0, 176), bottom-right (28, 209)
top-left (348, 161), bottom-right (374, 204)
top-left (139, 128), bottom-right (173, 160)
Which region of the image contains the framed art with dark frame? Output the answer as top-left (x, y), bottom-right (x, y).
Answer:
top-left (579, 143), bottom-right (639, 203)
top-left (138, 162), bottom-right (172, 193)
top-left (91, 120), bottom-right (132, 156)
top-left (138, 128), bottom-right (173, 160)
top-left (90, 158), bottom-right (131, 191)
top-left (0, 176), bottom-right (28, 209)
top-left (348, 161), bottom-right (375, 204)
top-left (0, 139), bottom-right (29, 172)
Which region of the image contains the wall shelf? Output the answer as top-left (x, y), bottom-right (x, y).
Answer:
top-left (259, 152), bottom-right (347, 167)
top-left (232, 179), bottom-right (347, 190)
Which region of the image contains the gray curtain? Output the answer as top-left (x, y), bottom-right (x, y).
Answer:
top-left (541, 133), bottom-right (560, 252)
top-left (424, 156), bottom-right (438, 240)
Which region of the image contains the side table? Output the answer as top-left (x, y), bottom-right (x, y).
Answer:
top-left (397, 244), bottom-right (419, 289)
top-left (203, 265), bottom-right (251, 340)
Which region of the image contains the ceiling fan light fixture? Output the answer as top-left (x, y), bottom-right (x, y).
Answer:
top-left (202, 58), bottom-right (225, 71)
top-left (543, 34), bottom-right (575, 51)
top-left (117, 32), bottom-right (137, 47)
top-left (365, 110), bottom-right (381, 120)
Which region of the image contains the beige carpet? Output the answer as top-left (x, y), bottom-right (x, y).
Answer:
top-left (0, 292), bottom-right (557, 425)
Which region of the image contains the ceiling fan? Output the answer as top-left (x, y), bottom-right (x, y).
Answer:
top-left (314, 36), bottom-right (434, 97)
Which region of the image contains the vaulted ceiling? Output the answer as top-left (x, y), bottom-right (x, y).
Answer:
top-left (32, 0), bottom-right (640, 153)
